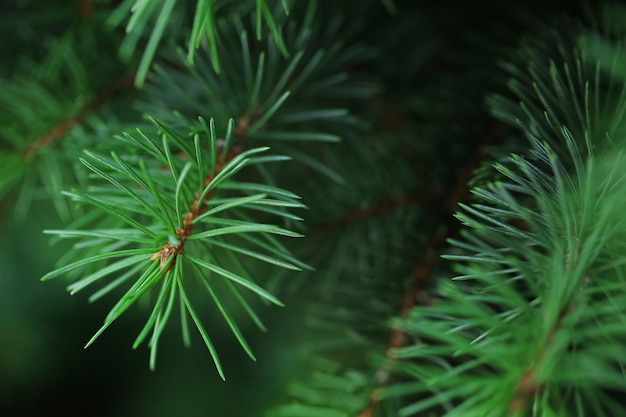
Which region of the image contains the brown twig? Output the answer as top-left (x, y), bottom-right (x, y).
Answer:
top-left (402, 122), bottom-right (509, 311)
top-left (78, 0), bottom-right (94, 20)
top-left (151, 116), bottom-right (251, 271)
top-left (22, 74), bottom-right (136, 159)
top-left (312, 191), bottom-right (443, 235)
top-left (356, 121), bottom-right (508, 416)
top-left (508, 303), bottom-right (570, 413)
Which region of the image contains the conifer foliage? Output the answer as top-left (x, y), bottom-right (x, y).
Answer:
top-left (2, 0), bottom-right (626, 416)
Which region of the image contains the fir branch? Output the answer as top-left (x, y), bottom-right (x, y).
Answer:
top-left (42, 115), bottom-right (306, 375)
top-left (381, 8), bottom-right (626, 414)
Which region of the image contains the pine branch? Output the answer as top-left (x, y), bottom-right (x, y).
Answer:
top-left (41, 114), bottom-right (306, 376)
top-left (38, 1), bottom-right (375, 377)
top-left (381, 7), bottom-right (626, 415)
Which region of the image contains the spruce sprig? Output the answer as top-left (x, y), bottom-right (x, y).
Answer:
top-left (41, 116), bottom-right (306, 377)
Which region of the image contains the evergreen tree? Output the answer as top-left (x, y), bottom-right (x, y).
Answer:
top-left (2, 1), bottom-right (625, 416)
